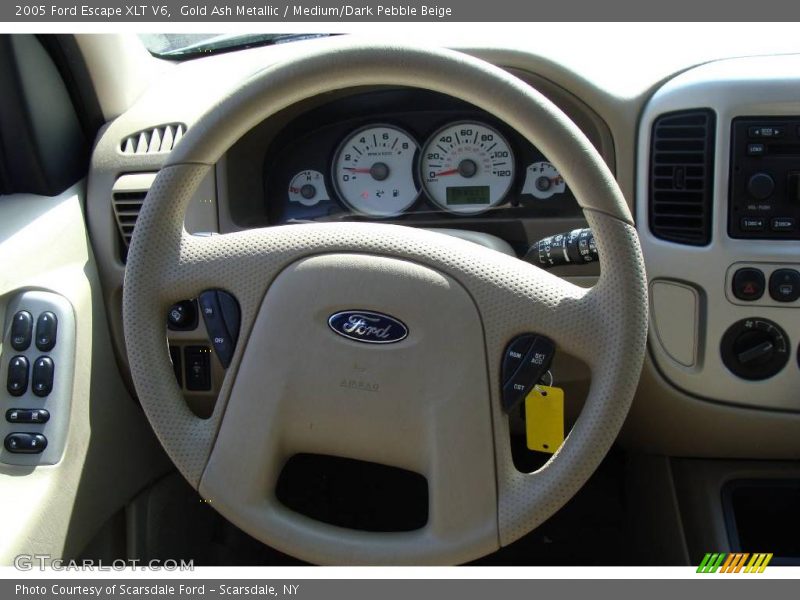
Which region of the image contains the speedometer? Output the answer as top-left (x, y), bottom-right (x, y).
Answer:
top-left (332, 124), bottom-right (420, 217)
top-left (420, 122), bottom-right (514, 215)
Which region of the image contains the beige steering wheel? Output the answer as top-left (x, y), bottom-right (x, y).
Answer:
top-left (123, 40), bottom-right (647, 565)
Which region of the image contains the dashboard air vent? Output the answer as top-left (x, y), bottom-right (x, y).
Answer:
top-left (111, 173), bottom-right (157, 261)
top-left (120, 123), bottom-right (186, 155)
top-left (649, 109), bottom-right (715, 246)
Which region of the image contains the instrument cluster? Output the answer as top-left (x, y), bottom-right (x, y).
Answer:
top-left (264, 90), bottom-right (581, 224)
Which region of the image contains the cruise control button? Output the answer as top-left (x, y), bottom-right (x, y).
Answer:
top-left (199, 290), bottom-right (240, 368)
top-left (35, 311), bottom-right (58, 351)
top-left (769, 268), bottom-right (800, 302)
top-left (732, 268), bottom-right (765, 301)
top-left (4, 433), bottom-right (47, 454)
top-left (502, 335), bottom-right (555, 413)
top-left (501, 334), bottom-right (535, 383)
top-left (31, 357), bottom-right (54, 397)
top-left (10, 311), bottom-right (33, 351)
top-left (6, 356), bottom-right (29, 396)
top-left (6, 409), bottom-right (50, 424)
top-left (771, 217), bottom-right (795, 232)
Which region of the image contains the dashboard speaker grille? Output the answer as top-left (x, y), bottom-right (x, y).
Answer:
top-left (111, 173), bottom-right (157, 262)
top-left (649, 109), bottom-right (715, 246)
top-left (120, 123), bottom-right (186, 155)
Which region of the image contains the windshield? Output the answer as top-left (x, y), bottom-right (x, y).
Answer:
top-left (140, 33), bottom-right (332, 59)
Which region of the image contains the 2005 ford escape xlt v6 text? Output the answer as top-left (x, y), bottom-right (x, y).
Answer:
top-left (1, 30), bottom-right (799, 566)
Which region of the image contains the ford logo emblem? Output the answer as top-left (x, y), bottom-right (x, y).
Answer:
top-left (328, 310), bottom-right (408, 344)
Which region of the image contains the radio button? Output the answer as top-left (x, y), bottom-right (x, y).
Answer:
top-left (771, 217), bottom-right (795, 232)
top-left (749, 126), bottom-right (785, 138)
top-left (746, 173), bottom-right (775, 201)
top-left (740, 217), bottom-right (766, 231)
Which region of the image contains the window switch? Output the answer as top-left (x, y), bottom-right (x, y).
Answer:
top-left (6, 356), bottom-right (29, 396)
top-left (10, 311), bottom-right (33, 351)
top-left (31, 357), bottom-right (54, 397)
top-left (35, 312), bottom-right (58, 351)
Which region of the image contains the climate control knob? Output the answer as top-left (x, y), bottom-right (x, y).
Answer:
top-left (720, 318), bottom-right (789, 380)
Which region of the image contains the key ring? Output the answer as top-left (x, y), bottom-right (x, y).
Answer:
top-left (534, 369), bottom-right (554, 392)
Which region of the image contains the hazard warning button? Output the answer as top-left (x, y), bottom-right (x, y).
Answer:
top-left (732, 268), bottom-right (766, 301)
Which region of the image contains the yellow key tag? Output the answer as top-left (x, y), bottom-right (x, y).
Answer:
top-left (525, 385), bottom-right (565, 454)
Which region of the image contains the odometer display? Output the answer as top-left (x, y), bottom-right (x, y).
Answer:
top-left (446, 186), bottom-right (490, 206)
top-left (420, 121), bottom-right (514, 215)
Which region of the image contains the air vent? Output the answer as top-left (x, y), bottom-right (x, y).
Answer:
top-left (649, 109), bottom-right (716, 246)
top-left (120, 123), bottom-right (186, 155)
top-left (111, 173), bottom-right (157, 261)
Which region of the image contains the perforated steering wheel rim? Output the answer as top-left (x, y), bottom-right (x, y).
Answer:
top-left (123, 39), bottom-right (648, 565)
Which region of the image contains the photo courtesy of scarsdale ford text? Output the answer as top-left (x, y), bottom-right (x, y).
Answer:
top-left (14, 583), bottom-right (302, 597)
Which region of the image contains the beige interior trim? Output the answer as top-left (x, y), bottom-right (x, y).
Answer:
top-left (0, 182), bottom-right (171, 563)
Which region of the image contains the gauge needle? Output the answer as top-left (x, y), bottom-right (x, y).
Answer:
top-left (343, 167), bottom-right (372, 173)
top-left (434, 168), bottom-right (459, 176)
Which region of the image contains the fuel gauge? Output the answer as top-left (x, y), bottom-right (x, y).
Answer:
top-left (522, 161), bottom-right (565, 199)
top-left (288, 170), bottom-right (330, 207)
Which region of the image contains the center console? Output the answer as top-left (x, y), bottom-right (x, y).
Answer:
top-left (637, 54), bottom-right (800, 413)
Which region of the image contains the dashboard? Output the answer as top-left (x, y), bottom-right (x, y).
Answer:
top-left (260, 90), bottom-right (580, 225)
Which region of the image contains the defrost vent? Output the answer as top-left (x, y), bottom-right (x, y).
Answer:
top-left (120, 123), bottom-right (186, 155)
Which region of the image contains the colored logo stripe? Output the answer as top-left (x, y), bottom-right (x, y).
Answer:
top-left (697, 552), bottom-right (773, 573)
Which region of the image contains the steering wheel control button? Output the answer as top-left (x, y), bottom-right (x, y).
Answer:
top-left (768, 269), bottom-right (800, 302)
top-left (6, 356), bottom-right (29, 397)
top-left (501, 334), bottom-right (555, 413)
top-left (732, 268), bottom-right (765, 301)
top-left (31, 357), bottom-right (55, 397)
top-left (4, 433), bottom-right (47, 454)
top-left (198, 290), bottom-right (241, 368)
top-left (6, 409), bottom-right (50, 424)
top-left (10, 311), bottom-right (33, 351)
top-left (740, 217), bottom-right (766, 232)
top-left (35, 311), bottom-right (58, 351)
top-left (501, 334), bottom-right (535, 383)
top-left (167, 299), bottom-right (198, 331)
top-left (184, 346), bottom-right (212, 391)
top-left (721, 318), bottom-right (790, 380)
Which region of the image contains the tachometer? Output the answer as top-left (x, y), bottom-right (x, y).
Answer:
top-left (420, 121), bottom-right (514, 215)
top-left (332, 124), bottom-right (420, 217)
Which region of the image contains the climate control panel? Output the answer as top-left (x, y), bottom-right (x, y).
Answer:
top-left (720, 318), bottom-right (790, 380)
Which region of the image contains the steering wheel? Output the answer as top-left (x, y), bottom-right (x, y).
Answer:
top-left (123, 40), bottom-right (647, 565)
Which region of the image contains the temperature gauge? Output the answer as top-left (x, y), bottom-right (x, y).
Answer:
top-left (288, 170), bottom-right (330, 207)
top-left (522, 161), bottom-right (565, 199)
